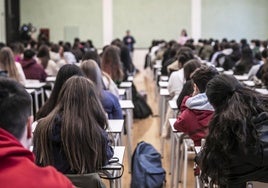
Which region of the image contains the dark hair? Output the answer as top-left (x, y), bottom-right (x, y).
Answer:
top-left (183, 59), bottom-right (202, 80)
top-left (34, 76), bottom-right (108, 173)
top-left (82, 50), bottom-right (101, 67)
top-left (23, 49), bottom-right (35, 59)
top-left (36, 64), bottom-right (84, 120)
top-left (191, 65), bottom-right (219, 93)
top-left (0, 78), bottom-right (31, 139)
top-left (200, 74), bottom-right (268, 186)
top-left (177, 47), bottom-right (195, 67)
top-left (37, 45), bottom-right (50, 69)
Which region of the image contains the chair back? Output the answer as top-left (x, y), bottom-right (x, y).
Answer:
top-left (65, 173), bottom-right (106, 188)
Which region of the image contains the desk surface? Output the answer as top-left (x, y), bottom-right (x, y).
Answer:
top-left (102, 146), bottom-right (125, 170)
top-left (160, 88), bottom-right (169, 96)
top-left (119, 100), bottom-right (134, 109)
top-left (169, 118), bottom-right (177, 132)
top-left (108, 119), bottom-right (124, 133)
top-left (159, 81), bottom-right (168, 88)
top-left (256, 88), bottom-right (268, 95)
top-left (194, 146), bottom-right (201, 154)
top-left (118, 88), bottom-right (126, 96)
top-left (46, 76), bottom-right (56, 82)
top-left (169, 100), bottom-right (178, 109)
top-left (243, 80), bottom-right (255, 87)
top-left (234, 75), bottom-right (249, 81)
top-left (160, 76), bottom-right (169, 81)
top-left (25, 82), bottom-right (46, 89)
top-left (223, 70), bottom-right (234, 75)
top-left (119, 82), bottom-right (132, 88)
top-left (26, 89), bottom-right (35, 94)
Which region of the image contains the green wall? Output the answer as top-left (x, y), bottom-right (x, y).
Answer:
top-left (20, 0), bottom-right (268, 48)
top-left (202, 0), bottom-right (268, 41)
top-left (113, 0), bottom-right (191, 48)
top-left (20, 0), bottom-right (103, 47)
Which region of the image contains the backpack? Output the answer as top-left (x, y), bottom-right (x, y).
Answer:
top-left (132, 84), bottom-right (152, 119)
top-left (131, 141), bottom-right (166, 188)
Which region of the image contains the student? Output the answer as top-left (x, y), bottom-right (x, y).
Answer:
top-left (123, 30), bottom-right (136, 56)
top-left (81, 59), bottom-right (123, 119)
top-left (168, 47), bottom-right (195, 100)
top-left (0, 47), bottom-right (26, 85)
top-left (33, 76), bottom-right (114, 174)
top-left (233, 46), bottom-right (259, 75)
top-left (198, 74), bottom-right (268, 187)
top-left (101, 45), bottom-right (124, 85)
top-left (176, 59), bottom-right (202, 108)
top-left (82, 50), bottom-right (120, 98)
top-left (35, 64), bottom-right (84, 120)
top-left (0, 78), bottom-right (73, 188)
top-left (173, 65), bottom-right (218, 146)
top-left (20, 49), bottom-right (47, 82)
top-left (37, 44), bottom-right (59, 76)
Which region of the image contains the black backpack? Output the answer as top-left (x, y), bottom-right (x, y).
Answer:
top-left (132, 84), bottom-right (152, 119)
top-left (131, 141), bottom-right (166, 188)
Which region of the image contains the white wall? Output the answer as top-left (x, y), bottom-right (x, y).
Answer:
top-left (0, 0), bottom-right (6, 43)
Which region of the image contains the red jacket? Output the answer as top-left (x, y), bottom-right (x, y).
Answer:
top-left (0, 128), bottom-right (74, 188)
top-left (173, 94), bottom-right (214, 146)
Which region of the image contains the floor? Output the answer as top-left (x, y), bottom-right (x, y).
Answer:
top-left (103, 50), bottom-right (196, 188)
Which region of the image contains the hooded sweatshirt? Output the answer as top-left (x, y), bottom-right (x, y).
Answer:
top-left (0, 128), bottom-right (73, 188)
top-left (20, 58), bottom-right (47, 82)
top-left (173, 93), bottom-right (214, 146)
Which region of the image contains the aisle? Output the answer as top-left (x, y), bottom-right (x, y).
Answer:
top-left (104, 50), bottom-right (195, 188)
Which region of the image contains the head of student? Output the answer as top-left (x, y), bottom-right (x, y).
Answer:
top-left (80, 59), bottom-right (103, 96)
top-left (0, 78), bottom-right (32, 148)
top-left (191, 65), bottom-right (219, 93)
top-left (36, 64), bottom-right (84, 120)
top-left (176, 46), bottom-right (195, 68)
top-left (34, 76), bottom-right (108, 173)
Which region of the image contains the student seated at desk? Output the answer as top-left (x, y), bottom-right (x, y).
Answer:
top-left (0, 78), bottom-right (73, 188)
top-left (0, 47), bottom-right (26, 85)
top-left (33, 76), bottom-right (113, 174)
top-left (174, 65), bottom-right (218, 146)
top-left (81, 59), bottom-right (123, 119)
top-left (198, 74), bottom-right (268, 187)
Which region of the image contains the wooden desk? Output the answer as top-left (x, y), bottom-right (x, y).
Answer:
top-left (119, 100), bottom-right (134, 173)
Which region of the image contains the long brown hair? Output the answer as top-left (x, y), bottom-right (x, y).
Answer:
top-left (34, 76), bottom-right (108, 173)
top-left (80, 59), bottom-right (103, 97)
top-left (101, 45), bottom-right (124, 82)
top-left (0, 47), bottom-right (20, 82)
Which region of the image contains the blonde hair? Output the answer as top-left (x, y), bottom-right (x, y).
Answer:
top-left (0, 47), bottom-right (20, 82)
